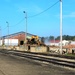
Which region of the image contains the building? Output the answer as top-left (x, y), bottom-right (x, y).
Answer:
top-left (50, 40), bottom-right (60, 46)
top-left (59, 40), bottom-right (69, 46)
top-left (0, 31), bottom-right (40, 46)
top-left (50, 40), bottom-right (69, 46)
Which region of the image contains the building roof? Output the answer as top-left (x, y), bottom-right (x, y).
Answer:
top-left (2, 31), bottom-right (37, 39)
top-left (50, 40), bottom-right (60, 43)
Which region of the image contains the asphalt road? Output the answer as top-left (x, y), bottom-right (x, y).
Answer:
top-left (0, 52), bottom-right (75, 75)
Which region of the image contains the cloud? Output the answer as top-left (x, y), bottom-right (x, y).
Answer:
top-left (16, 2), bottom-right (43, 15)
top-left (31, 5), bottom-right (43, 13)
top-left (55, 12), bottom-right (75, 19)
top-left (63, 12), bottom-right (75, 18)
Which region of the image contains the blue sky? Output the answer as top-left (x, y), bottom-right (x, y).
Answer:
top-left (0, 0), bottom-right (75, 37)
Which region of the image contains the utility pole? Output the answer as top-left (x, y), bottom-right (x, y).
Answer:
top-left (23, 11), bottom-right (27, 50)
top-left (6, 21), bottom-right (9, 46)
top-left (60, 0), bottom-right (63, 54)
top-left (0, 26), bottom-right (1, 46)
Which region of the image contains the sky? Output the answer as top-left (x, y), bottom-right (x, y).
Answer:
top-left (0, 0), bottom-right (75, 37)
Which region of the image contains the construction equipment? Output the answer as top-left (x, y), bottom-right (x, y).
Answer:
top-left (26, 35), bottom-right (45, 46)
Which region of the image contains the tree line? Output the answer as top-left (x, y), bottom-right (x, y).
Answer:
top-left (55, 35), bottom-right (75, 40)
top-left (41, 35), bottom-right (75, 43)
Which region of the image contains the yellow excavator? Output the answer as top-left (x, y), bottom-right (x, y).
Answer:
top-left (26, 35), bottom-right (45, 46)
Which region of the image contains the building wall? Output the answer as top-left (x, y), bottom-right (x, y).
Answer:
top-left (50, 43), bottom-right (59, 46)
top-left (4, 39), bottom-right (18, 46)
top-left (10, 34), bottom-right (25, 41)
top-left (9, 34), bottom-right (25, 45)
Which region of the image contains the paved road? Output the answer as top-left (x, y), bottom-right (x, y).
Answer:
top-left (0, 52), bottom-right (75, 75)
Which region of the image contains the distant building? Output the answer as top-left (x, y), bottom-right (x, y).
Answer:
top-left (0, 31), bottom-right (40, 46)
top-left (70, 41), bottom-right (75, 45)
top-left (50, 40), bottom-right (69, 46)
top-left (50, 40), bottom-right (60, 46)
top-left (59, 40), bottom-right (69, 46)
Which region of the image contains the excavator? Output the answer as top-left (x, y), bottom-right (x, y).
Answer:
top-left (26, 35), bottom-right (45, 46)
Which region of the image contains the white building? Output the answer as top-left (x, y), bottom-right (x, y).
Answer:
top-left (50, 40), bottom-right (60, 46)
top-left (50, 40), bottom-right (69, 46)
top-left (59, 40), bottom-right (69, 46)
top-left (70, 41), bottom-right (75, 45)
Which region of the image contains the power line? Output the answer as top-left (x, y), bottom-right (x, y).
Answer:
top-left (2, 18), bottom-right (25, 34)
top-left (2, 0), bottom-right (59, 30)
top-left (9, 18), bottom-right (25, 27)
top-left (2, 26), bottom-right (7, 30)
top-left (28, 0), bottom-right (59, 18)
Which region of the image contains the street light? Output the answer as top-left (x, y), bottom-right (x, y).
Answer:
top-left (23, 11), bottom-right (27, 50)
top-left (60, 0), bottom-right (63, 54)
top-left (6, 21), bottom-right (9, 46)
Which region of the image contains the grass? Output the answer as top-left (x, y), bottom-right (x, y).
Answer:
top-left (65, 53), bottom-right (75, 57)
